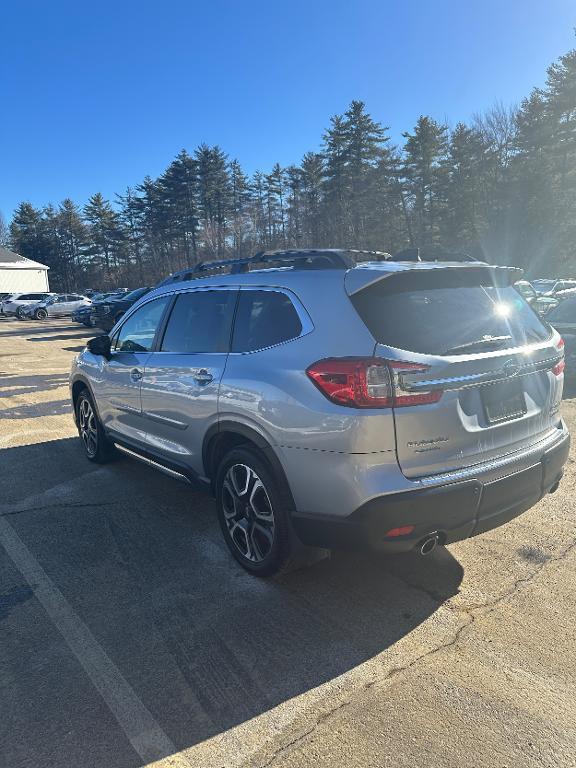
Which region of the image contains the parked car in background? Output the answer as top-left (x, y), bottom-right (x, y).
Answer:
top-left (514, 279), bottom-right (538, 302)
top-left (21, 293), bottom-right (91, 319)
top-left (70, 249), bottom-right (568, 576)
top-left (532, 278), bottom-right (576, 296)
top-left (91, 287), bottom-right (151, 331)
top-left (514, 281), bottom-right (559, 316)
top-left (554, 288), bottom-right (576, 302)
top-left (547, 297), bottom-right (576, 377)
top-left (73, 292), bottom-right (126, 326)
top-left (0, 292), bottom-right (57, 317)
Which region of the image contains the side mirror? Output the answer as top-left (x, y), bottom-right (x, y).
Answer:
top-left (87, 334), bottom-right (112, 360)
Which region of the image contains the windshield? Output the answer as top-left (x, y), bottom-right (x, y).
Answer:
top-left (532, 280), bottom-right (557, 292)
top-left (121, 287), bottom-right (149, 302)
top-left (352, 279), bottom-right (550, 355)
top-left (515, 281), bottom-right (536, 299)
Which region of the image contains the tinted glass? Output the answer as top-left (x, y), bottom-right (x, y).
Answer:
top-left (232, 290), bottom-right (303, 353)
top-left (352, 276), bottom-right (550, 355)
top-left (548, 299), bottom-right (576, 323)
top-left (161, 290), bottom-right (236, 353)
top-left (123, 287), bottom-right (150, 303)
top-left (115, 297), bottom-right (170, 353)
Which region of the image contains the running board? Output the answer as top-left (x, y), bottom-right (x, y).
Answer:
top-left (114, 443), bottom-right (193, 485)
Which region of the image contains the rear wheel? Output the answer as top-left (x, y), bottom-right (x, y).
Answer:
top-left (216, 447), bottom-right (295, 576)
top-left (35, 308), bottom-right (48, 320)
top-left (76, 389), bottom-right (116, 463)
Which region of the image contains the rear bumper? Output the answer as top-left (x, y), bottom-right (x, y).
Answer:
top-left (291, 429), bottom-right (570, 553)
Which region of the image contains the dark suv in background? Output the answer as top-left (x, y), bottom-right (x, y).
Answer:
top-left (92, 287), bottom-right (151, 331)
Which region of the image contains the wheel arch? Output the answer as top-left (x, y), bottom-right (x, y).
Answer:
top-left (70, 376), bottom-right (102, 425)
top-left (203, 421), bottom-right (296, 510)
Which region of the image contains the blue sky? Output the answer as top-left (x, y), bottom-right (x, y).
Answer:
top-left (1, 0), bottom-right (575, 222)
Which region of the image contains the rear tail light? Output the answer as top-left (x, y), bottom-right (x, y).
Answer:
top-left (306, 358), bottom-right (442, 409)
top-left (553, 338), bottom-right (565, 376)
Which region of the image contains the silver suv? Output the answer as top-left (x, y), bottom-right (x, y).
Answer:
top-left (70, 250), bottom-right (570, 575)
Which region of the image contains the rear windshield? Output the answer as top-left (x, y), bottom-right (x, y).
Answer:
top-left (352, 275), bottom-right (550, 355)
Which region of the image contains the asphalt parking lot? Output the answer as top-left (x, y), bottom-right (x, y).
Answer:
top-left (1, 317), bottom-right (576, 768)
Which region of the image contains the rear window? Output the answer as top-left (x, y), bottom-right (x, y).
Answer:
top-left (232, 290), bottom-right (303, 352)
top-left (352, 275), bottom-right (550, 355)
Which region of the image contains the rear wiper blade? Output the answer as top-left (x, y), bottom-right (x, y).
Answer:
top-left (444, 335), bottom-right (513, 355)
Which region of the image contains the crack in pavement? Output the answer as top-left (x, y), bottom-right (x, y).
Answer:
top-left (254, 535), bottom-right (576, 768)
top-left (0, 501), bottom-right (114, 519)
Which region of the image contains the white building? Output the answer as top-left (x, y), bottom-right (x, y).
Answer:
top-left (0, 247), bottom-right (50, 292)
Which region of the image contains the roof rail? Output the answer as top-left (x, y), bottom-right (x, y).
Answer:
top-left (156, 249), bottom-right (357, 286)
top-left (393, 247), bottom-right (482, 263)
top-left (155, 247), bottom-right (481, 288)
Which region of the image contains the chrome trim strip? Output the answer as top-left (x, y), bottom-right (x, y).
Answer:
top-left (143, 411), bottom-right (188, 430)
top-left (148, 458), bottom-right (191, 483)
top-left (417, 427), bottom-right (568, 487)
top-left (111, 402), bottom-right (141, 415)
top-left (115, 443), bottom-right (150, 464)
top-left (401, 355), bottom-right (562, 392)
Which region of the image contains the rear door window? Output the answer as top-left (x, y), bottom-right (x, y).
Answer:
top-left (232, 290), bottom-right (303, 352)
top-left (352, 272), bottom-right (551, 355)
top-left (160, 290), bottom-right (236, 353)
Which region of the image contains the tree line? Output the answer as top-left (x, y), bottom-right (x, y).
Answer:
top-left (6, 42), bottom-right (576, 291)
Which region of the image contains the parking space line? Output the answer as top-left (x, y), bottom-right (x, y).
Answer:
top-left (0, 513), bottom-right (179, 766)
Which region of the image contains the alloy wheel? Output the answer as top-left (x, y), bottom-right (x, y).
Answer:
top-left (78, 398), bottom-right (98, 457)
top-left (221, 464), bottom-right (276, 562)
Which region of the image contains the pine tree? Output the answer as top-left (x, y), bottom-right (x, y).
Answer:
top-left (300, 152), bottom-right (325, 246)
top-left (157, 149), bottom-right (199, 267)
top-left (82, 193), bottom-right (125, 275)
top-left (229, 159), bottom-right (250, 256)
top-left (402, 116), bottom-right (449, 246)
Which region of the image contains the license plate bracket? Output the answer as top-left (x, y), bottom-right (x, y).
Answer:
top-left (482, 380), bottom-right (527, 424)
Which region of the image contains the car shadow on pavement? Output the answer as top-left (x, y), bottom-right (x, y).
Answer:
top-left (0, 399), bottom-right (72, 419)
top-left (0, 322), bottom-right (87, 338)
top-left (0, 373), bottom-right (70, 398)
top-left (0, 437), bottom-right (464, 768)
top-left (27, 333), bottom-right (91, 343)
top-left (563, 378), bottom-right (576, 399)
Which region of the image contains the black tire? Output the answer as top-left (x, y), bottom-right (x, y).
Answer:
top-left (76, 389), bottom-right (116, 463)
top-left (16, 307), bottom-right (27, 319)
top-left (35, 308), bottom-right (48, 320)
top-left (216, 447), bottom-right (295, 576)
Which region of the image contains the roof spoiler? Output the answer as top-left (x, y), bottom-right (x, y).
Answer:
top-left (393, 247), bottom-right (481, 263)
top-left (345, 263), bottom-right (524, 296)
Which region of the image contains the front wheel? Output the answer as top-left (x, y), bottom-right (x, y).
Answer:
top-left (35, 308), bottom-right (48, 320)
top-left (76, 389), bottom-right (116, 463)
top-left (216, 447), bottom-right (295, 576)
top-left (16, 307), bottom-right (28, 319)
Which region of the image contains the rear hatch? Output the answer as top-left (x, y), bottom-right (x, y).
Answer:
top-left (349, 264), bottom-right (564, 478)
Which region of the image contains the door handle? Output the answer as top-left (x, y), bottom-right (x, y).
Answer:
top-left (130, 368), bottom-right (143, 382)
top-left (193, 369), bottom-right (213, 384)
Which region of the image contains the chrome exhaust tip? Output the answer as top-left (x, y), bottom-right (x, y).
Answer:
top-left (420, 535), bottom-right (439, 556)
